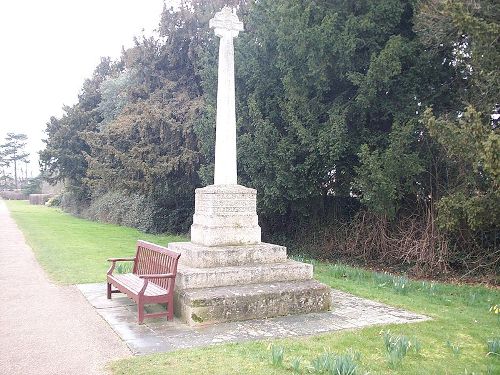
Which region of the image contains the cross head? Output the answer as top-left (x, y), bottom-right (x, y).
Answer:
top-left (209, 6), bottom-right (244, 38)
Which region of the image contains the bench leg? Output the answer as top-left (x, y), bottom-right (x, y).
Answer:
top-left (107, 282), bottom-right (112, 299)
top-left (167, 296), bottom-right (174, 321)
top-left (138, 300), bottom-right (145, 324)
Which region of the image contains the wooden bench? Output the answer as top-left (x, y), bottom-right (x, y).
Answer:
top-left (106, 240), bottom-right (181, 324)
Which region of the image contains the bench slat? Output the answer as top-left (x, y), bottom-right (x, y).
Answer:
top-left (109, 274), bottom-right (167, 297)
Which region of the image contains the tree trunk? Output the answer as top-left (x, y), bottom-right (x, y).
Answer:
top-left (14, 159), bottom-right (17, 189)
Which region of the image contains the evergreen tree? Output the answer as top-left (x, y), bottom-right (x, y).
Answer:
top-left (1, 133), bottom-right (29, 189)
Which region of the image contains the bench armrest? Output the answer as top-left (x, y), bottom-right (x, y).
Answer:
top-left (139, 273), bottom-right (175, 279)
top-left (138, 273), bottom-right (176, 295)
top-left (107, 257), bottom-right (136, 262)
top-left (107, 257), bottom-right (136, 275)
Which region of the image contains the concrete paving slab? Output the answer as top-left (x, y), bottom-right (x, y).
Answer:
top-left (77, 282), bottom-right (430, 355)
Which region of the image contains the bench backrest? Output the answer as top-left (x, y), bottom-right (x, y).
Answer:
top-left (133, 240), bottom-right (181, 291)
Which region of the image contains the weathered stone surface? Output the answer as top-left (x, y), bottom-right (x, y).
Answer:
top-left (176, 260), bottom-right (312, 290)
top-left (169, 242), bottom-right (287, 268)
top-left (210, 6), bottom-right (244, 185)
top-left (175, 280), bottom-right (332, 326)
top-left (190, 185), bottom-right (261, 246)
top-left (191, 225), bottom-right (261, 247)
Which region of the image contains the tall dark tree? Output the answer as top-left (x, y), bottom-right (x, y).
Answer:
top-left (1, 133), bottom-right (29, 189)
top-left (0, 151), bottom-right (12, 189)
top-left (80, 0), bottom-right (251, 231)
top-left (39, 0), bottom-right (498, 275)
top-left (230, 0), bottom-right (457, 222)
top-left (40, 58), bottom-right (116, 206)
top-left (414, 0), bottom-right (500, 264)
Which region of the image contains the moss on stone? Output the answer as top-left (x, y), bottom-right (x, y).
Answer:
top-left (191, 313), bottom-right (204, 323)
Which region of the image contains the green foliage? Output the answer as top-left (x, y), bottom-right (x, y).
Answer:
top-left (41, 1), bottom-right (248, 233)
top-left (415, 0), bottom-right (499, 112)
top-left (355, 121), bottom-right (424, 217)
top-left (22, 176), bottom-right (42, 195)
top-left (423, 107), bottom-right (500, 233)
top-left (270, 345), bottom-right (285, 367)
top-left (97, 69), bottom-right (137, 126)
top-left (39, 0), bottom-right (499, 272)
top-left (329, 351), bottom-right (360, 375)
top-left (1, 132), bottom-right (30, 189)
top-left (290, 357), bottom-right (302, 373)
top-left (83, 190), bottom-right (156, 232)
top-left (487, 338), bottom-right (500, 356)
top-left (383, 331), bottom-right (411, 367)
top-left (392, 275), bottom-right (410, 295)
top-left (45, 194), bottom-right (61, 207)
top-left (446, 340), bottom-right (462, 356)
top-left (236, 0), bottom-right (439, 221)
top-left (309, 350), bottom-right (359, 374)
top-left (411, 1), bottom-right (500, 265)
top-left (310, 352), bottom-right (334, 373)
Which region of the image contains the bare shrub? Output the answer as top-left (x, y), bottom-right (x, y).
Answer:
top-left (314, 208), bottom-right (487, 277)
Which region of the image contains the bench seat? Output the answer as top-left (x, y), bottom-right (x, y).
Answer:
top-left (108, 273), bottom-right (169, 298)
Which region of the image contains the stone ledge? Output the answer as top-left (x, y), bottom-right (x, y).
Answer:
top-left (190, 224), bottom-right (261, 247)
top-left (195, 184), bottom-right (256, 195)
top-left (192, 213), bottom-right (259, 227)
top-left (175, 260), bottom-right (313, 290)
top-left (174, 279), bottom-right (332, 326)
top-left (169, 242), bottom-right (287, 268)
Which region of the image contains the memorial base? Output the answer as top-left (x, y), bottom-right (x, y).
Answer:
top-left (175, 279), bottom-right (332, 326)
top-left (171, 242), bottom-right (332, 326)
top-left (171, 183), bottom-right (332, 326)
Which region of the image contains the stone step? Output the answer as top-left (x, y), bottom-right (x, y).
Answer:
top-left (174, 279), bottom-right (332, 326)
top-left (175, 260), bottom-right (312, 290)
top-left (169, 242), bottom-right (287, 268)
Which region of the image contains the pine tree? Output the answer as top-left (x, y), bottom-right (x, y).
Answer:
top-left (1, 133), bottom-right (29, 189)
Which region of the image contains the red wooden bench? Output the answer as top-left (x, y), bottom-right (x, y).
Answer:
top-left (106, 240), bottom-right (181, 324)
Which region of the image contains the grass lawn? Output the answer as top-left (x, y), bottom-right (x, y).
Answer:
top-left (6, 200), bottom-right (500, 374)
top-left (5, 200), bottom-right (186, 284)
top-left (110, 264), bottom-right (499, 375)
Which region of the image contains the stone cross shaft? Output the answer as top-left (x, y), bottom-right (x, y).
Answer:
top-left (210, 7), bottom-right (244, 185)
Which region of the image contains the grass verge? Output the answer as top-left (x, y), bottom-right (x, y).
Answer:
top-left (5, 200), bottom-right (186, 284)
top-left (109, 263), bottom-right (499, 374)
top-left (5, 201), bottom-right (499, 374)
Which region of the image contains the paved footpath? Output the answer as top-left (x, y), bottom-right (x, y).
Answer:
top-left (0, 201), bottom-right (130, 375)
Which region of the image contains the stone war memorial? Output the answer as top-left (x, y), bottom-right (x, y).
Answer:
top-left (169, 7), bottom-right (332, 326)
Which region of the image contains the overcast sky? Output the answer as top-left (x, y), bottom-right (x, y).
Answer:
top-left (0, 0), bottom-right (168, 176)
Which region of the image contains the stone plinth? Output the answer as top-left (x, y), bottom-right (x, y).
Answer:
top-left (169, 242), bottom-right (287, 268)
top-left (190, 185), bottom-right (261, 247)
top-left (175, 280), bottom-right (332, 326)
top-left (172, 240), bottom-right (332, 326)
top-left (172, 185), bottom-right (333, 326)
top-left (176, 261), bottom-right (313, 290)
